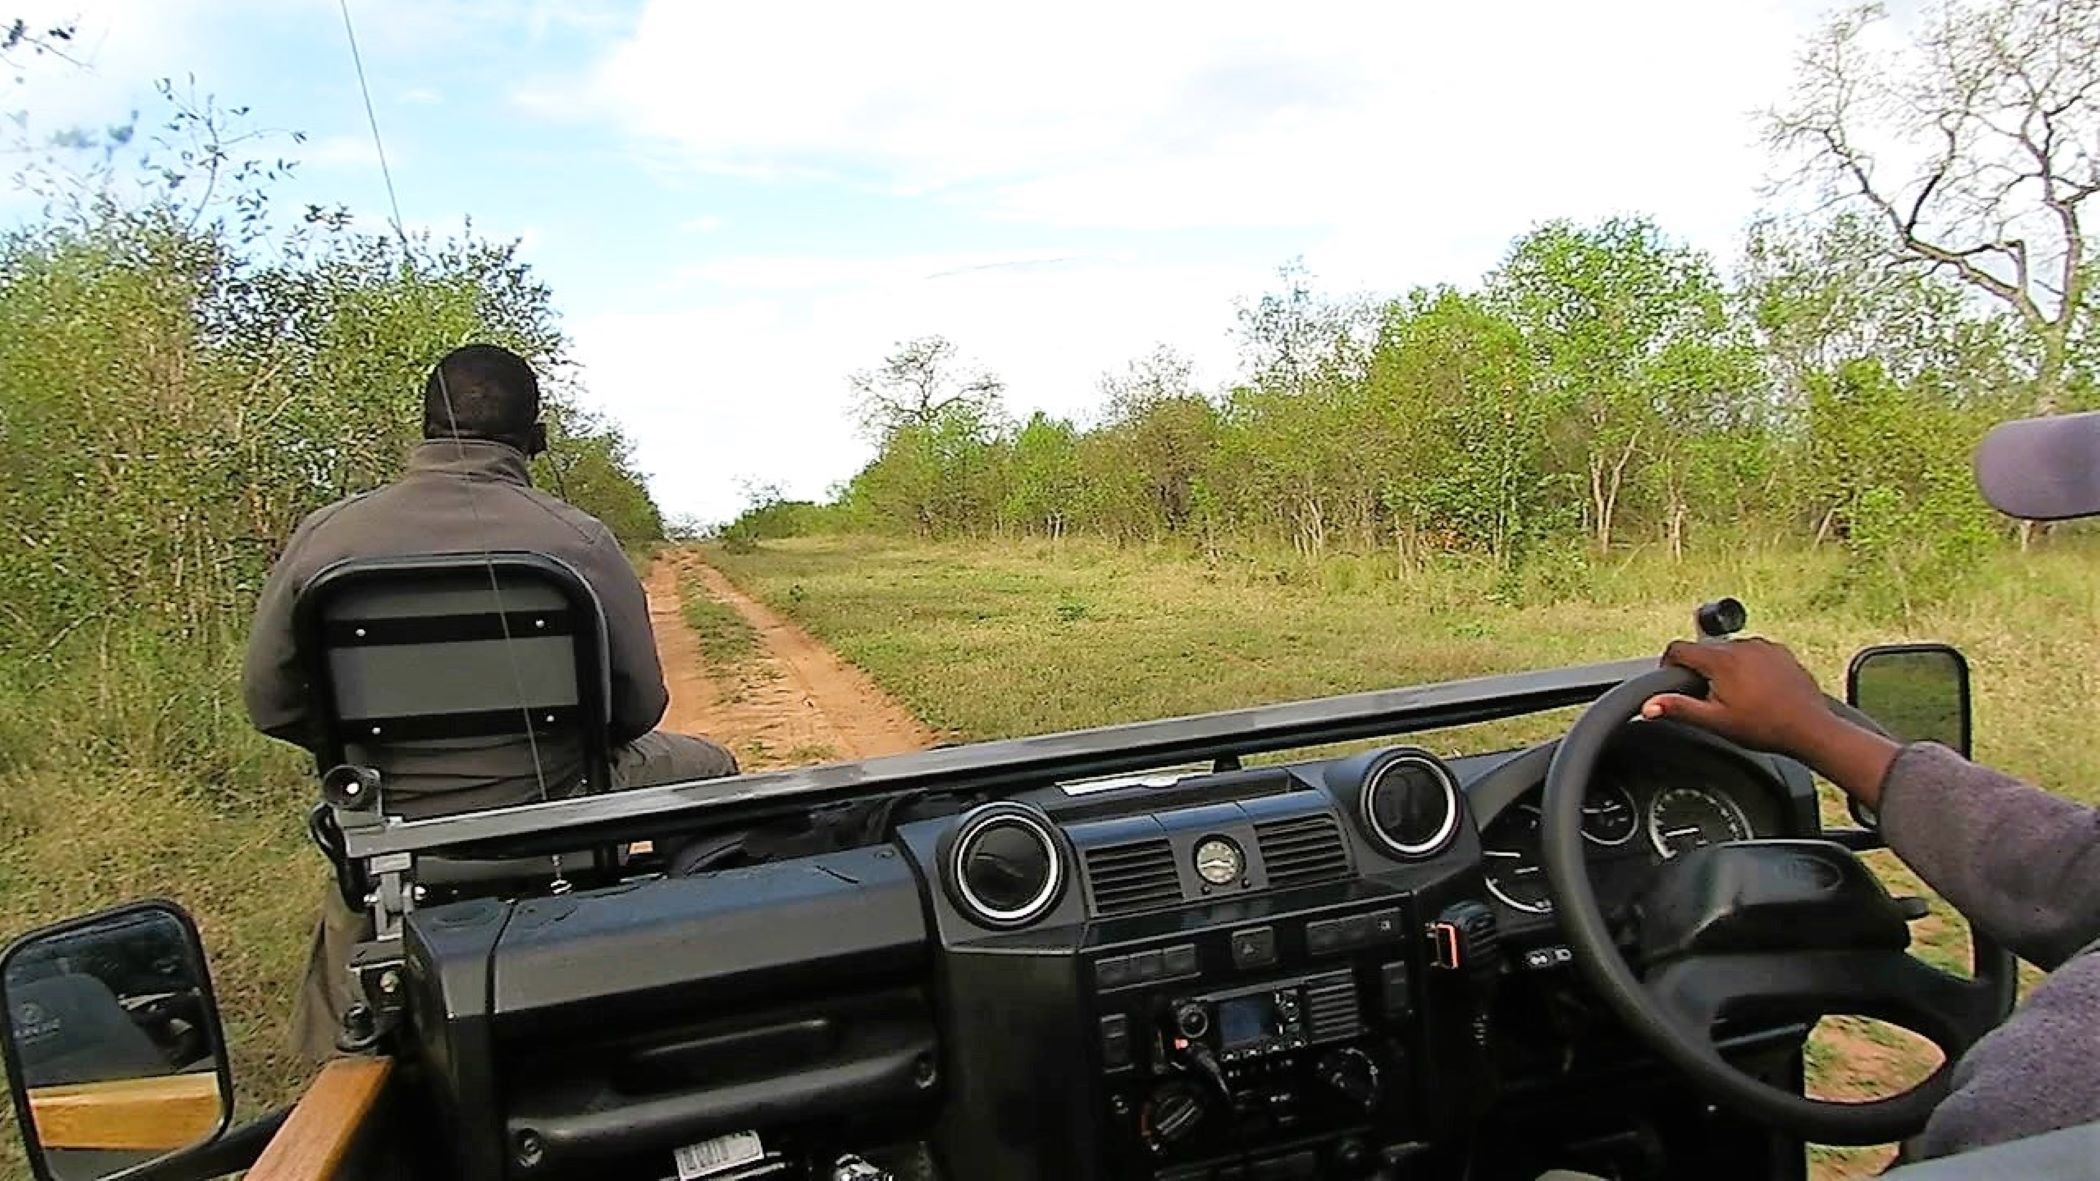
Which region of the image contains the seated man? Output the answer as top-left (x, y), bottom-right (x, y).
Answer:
top-left (241, 343), bottom-right (737, 1059)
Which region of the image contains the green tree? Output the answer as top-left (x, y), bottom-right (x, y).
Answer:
top-left (1003, 412), bottom-right (1083, 536)
top-left (1363, 288), bottom-right (1553, 560)
top-left (1488, 218), bottom-right (1738, 553)
top-left (850, 335), bottom-right (1005, 439)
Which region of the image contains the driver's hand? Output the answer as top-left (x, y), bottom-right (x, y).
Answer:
top-left (1641, 638), bottom-right (1834, 759)
top-left (1642, 638), bottom-right (1900, 806)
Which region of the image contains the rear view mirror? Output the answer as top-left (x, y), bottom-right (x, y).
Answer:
top-left (0, 902), bottom-right (232, 1181)
top-left (1847, 643), bottom-right (1972, 757)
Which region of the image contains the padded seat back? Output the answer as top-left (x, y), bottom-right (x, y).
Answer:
top-left (293, 552), bottom-right (618, 900)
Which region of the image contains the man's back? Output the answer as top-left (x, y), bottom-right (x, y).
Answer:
top-left (241, 438), bottom-right (669, 817)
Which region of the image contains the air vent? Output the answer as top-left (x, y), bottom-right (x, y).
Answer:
top-left (947, 804), bottom-right (1066, 929)
top-left (1303, 971), bottom-right (1362, 1042)
top-left (1085, 839), bottom-right (1181, 916)
top-left (1360, 750), bottom-right (1461, 858)
top-left (1254, 814), bottom-right (1351, 889)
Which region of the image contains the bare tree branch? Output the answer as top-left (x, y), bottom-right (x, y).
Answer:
top-left (1763, 0), bottom-right (2097, 405)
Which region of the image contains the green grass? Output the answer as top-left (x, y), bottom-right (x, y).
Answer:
top-left (703, 535), bottom-right (2100, 799)
top-left (678, 569), bottom-right (763, 674)
top-left (0, 635), bottom-right (320, 1179)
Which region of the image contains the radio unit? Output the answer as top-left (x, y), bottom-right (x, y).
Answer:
top-left (1169, 971), bottom-right (1359, 1063)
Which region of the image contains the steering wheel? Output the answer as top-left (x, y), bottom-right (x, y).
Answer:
top-left (1541, 665), bottom-right (2016, 1146)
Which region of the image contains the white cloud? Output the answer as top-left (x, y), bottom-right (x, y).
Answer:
top-left (547, 0), bottom-right (1844, 254)
top-left (680, 213), bottom-right (725, 233)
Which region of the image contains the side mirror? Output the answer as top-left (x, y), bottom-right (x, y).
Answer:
top-left (1844, 643), bottom-right (1973, 829)
top-left (1847, 643), bottom-right (1972, 756)
top-left (0, 901), bottom-right (233, 1181)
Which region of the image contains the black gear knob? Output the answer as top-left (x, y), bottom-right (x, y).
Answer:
top-left (1694, 597), bottom-right (1746, 639)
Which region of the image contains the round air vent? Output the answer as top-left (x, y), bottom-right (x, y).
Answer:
top-left (947, 805), bottom-right (1065, 928)
top-left (1360, 751), bottom-right (1460, 858)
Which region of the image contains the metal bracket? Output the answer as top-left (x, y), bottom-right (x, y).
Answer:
top-left (346, 934), bottom-right (409, 1045)
top-left (364, 850), bottom-right (414, 941)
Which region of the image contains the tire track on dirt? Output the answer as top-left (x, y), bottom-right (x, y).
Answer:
top-left (644, 553), bottom-right (939, 770)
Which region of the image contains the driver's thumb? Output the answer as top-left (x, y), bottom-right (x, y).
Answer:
top-left (1642, 693), bottom-right (1721, 727)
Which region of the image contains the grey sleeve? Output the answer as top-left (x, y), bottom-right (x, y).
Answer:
top-left (241, 519), bottom-right (320, 750)
top-left (1910, 952), bottom-right (2100, 1160)
top-left (1879, 743), bottom-right (2100, 970)
top-left (582, 527), bottom-right (668, 745)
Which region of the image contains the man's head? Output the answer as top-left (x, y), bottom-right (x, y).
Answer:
top-left (423, 344), bottom-right (546, 455)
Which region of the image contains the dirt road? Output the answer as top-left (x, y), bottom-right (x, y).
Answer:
top-left (645, 553), bottom-right (939, 770)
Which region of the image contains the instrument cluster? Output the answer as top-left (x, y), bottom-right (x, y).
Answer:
top-left (1476, 738), bottom-right (1787, 919)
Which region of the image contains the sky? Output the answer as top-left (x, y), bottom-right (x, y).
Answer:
top-left (3, 0), bottom-right (1896, 523)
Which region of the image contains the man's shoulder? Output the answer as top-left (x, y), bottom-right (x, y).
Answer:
top-left (509, 484), bottom-right (619, 547)
top-left (284, 489), bottom-right (377, 549)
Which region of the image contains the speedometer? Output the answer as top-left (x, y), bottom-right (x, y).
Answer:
top-left (1646, 787), bottom-right (1752, 859)
top-left (1481, 804), bottom-right (1552, 914)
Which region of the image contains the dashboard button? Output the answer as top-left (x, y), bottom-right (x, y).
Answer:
top-left (1379, 961), bottom-right (1412, 1017)
top-left (1099, 1014), bottom-right (1131, 1070)
top-left (1131, 949), bottom-right (1166, 981)
top-left (1163, 943), bottom-right (1199, 977)
top-left (1095, 955), bottom-right (1134, 990)
top-left (1305, 918), bottom-right (1342, 955)
top-left (1230, 926), bottom-right (1277, 969)
top-left (1336, 913), bottom-right (1372, 947)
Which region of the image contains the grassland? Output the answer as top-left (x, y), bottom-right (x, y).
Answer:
top-left (0, 641), bottom-right (320, 1177)
top-left (706, 532), bottom-right (2100, 1176)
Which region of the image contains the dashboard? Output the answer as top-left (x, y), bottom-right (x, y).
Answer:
top-left (394, 719), bottom-right (1819, 1181)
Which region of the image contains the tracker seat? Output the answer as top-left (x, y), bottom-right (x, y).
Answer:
top-left (291, 551), bottom-right (620, 904)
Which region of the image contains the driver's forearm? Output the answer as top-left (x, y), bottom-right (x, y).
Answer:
top-left (1879, 743), bottom-right (2100, 971)
top-left (1793, 716), bottom-right (1902, 808)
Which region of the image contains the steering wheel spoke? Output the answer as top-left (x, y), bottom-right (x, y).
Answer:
top-left (1643, 949), bottom-right (1996, 1060)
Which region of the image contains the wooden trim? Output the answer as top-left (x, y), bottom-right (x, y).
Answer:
top-left (26, 1071), bottom-right (223, 1150)
top-left (248, 1056), bottom-right (394, 1181)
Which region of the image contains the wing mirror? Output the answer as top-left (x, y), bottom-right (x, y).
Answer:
top-left (1843, 643), bottom-right (1972, 829)
top-left (0, 901), bottom-right (233, 1181)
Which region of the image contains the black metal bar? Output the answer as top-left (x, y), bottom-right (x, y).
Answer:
top-left (342, 656), bottom-right (1659, 861)
top-left (322, 608), bottom-right (578, 647)
top-left (342, 705), bottom-right (586, 744)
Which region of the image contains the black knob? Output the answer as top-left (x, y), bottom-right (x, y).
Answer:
top-left (1144, 1083), bottom-right (1205, 1147)
top-left (1695, 597), bottom-right (1746, 638)
top-left (1316, 1048), bottom-right (1380, 1112)
top-left (1174, 1002), bottom-right (1210, 1040)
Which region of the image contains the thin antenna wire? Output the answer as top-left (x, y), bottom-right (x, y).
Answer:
top-left (337, 0), bottom-right (565, 887)
top-left (336, 0), bottom-right (404, 241)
